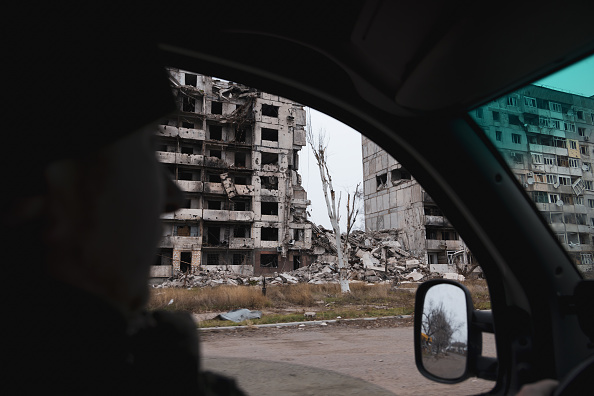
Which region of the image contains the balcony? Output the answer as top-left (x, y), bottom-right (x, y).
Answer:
top-left (175, 180), bottom-right (203, 193)
top-left (174, 209), bottom-right (202, 221)
top-left (229, 237), bottom-right (255, 249)
top-left (424, 215), bottom-right (451, 227)
top-left (230, 211), bottom-right (255, 222)
top-left (157, 125), bottom-right (205, 140)
top-left (157, 152), bottom-right (203, 166)
top-left (202, 209), bottom-right (255, 222)
top-left (158, 236), bottom-right (202, 250)
top-left (425, 239), bottom-right (463, 250)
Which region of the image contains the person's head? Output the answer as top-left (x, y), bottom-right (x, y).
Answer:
top-left (3, 7), bottom-right (182, 317)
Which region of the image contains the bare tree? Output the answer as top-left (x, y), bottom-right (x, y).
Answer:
top-left (306, 110), bottom-right (350, 293)
top-left (342, 183), bottom-right (361, 259)
top-left (422, 302), bottom-right (462, 356)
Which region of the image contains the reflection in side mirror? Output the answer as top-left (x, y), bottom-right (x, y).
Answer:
top-left (420, 284), bottom-right (468, 380)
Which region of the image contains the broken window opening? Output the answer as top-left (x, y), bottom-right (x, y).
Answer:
top-left (425, 227), bottom-right (438, 240)
top-left (234, 175), bottom-right (249, 185)
top-left (207, 253), bottom-right (219, 266)
top-left (208, 173), bottom-right (221, 183)
top-left (206, 227), bottom-right (221, 245)
top-left (260, 254), bottom-right (278, 268)
top-left (262, 104), bottom-right (279, 117)
top-left (235, 126), bottom-right (248, 143)
top-left (184, 73), bottom-right (197, 87)
top-left (261, 152), bottom-right (278, 165)
top-left (207, 200), bottom-right (222, 210)
top-left (376, 173), bottom-right (387, 190)
top-left (209, 125), bottom-right (223, 140)
top-left (182, 96), bottom-right (196, 113)
top-left (211, 101), bottom-right (223, 115)
top-left (262, 128), bottom-right (279, 142)
top-left (391, 168), bottom-right (411, 183)
top-left (234, 152), bottom-right (246, 167)
top-left (232, 200), bottom-right (250, 211)
top-left (181, 146), bottom-right (194, 155)
top-left (293, 255), bottom-right (301, 270)
top-left (182, 121), bottom-right (194, 129)
top-left (261, 202), bottom-right (279, 215)
top-left (293, 229), bottom-right (303, 241)
top-left (261, 176), bottom-right (278, 190)
top-left (178, 170), bottom-right (200, 181)
top-left (233, 253), bottom-right (247, 266)
top-left (233, 226), bottom-right (250, 238)
top-left (261, 227), bottom-right (279, 241)
top-left (209, 150), bottom-right (222, 159)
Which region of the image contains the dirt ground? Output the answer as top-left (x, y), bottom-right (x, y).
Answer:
top-left (199, 317), bottom-right (496, 395)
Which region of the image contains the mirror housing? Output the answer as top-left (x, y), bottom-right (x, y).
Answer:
top-left (414, 279), bottom-right (497, 384)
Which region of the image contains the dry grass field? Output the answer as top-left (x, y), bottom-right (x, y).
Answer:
top-left (148, 280), bottom-right (490, 327)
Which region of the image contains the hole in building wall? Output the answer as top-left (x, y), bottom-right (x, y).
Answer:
top-left (211, 101), bottom-right (223, 115)
top-left (180, 251), bottom-right (192, 273)
top-left (182, 121), bottom-right (194, 129)
top-left (261, 152), bottom-right (278, 165)
top-left (208, 173), bottom-right (221, 183)
top-left (209, 125), bottom-right (223, 140)
top-left (261, 202), bottom-right (279, 215)
top-left (262, 104), bottom-right (279, 117)
top-left (207, 253), bottom-right (219, 265)
top-left (391, 168), bottom-right (411, 183)
top-left (293, 255), bottom-right (301, 270)
top-left (260, 253), bottom-right (278, 267)
top-left (207, 200), bottom-right (222, 210)
top-left (261, 176), bottom-right (278, 190)
top-left (209, 150), bottom-right (222, 159)
top-left (233, 253), bottom-right (247, 265)
top-left (261, 227), bottom-right (279, 241)
top-left (376, 173), bottom-right (387, 190)
top-left (207, 226), bottom-right (221, 245)
top-left (262, 128), bottom-right (279, 142)
top-left (183, 97), bottom-right (196, 112)
top-left (234, 175), bottom-right (249, 185)
top-left (234, 225), bottom-right (250, 237)
top-left (235, 152), bottom-right (246, 167)
top-left (184, 73), bottom-right (198, 87)
top-left (235, 126), bottom-right (248, 142)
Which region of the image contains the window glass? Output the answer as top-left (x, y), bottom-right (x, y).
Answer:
top-left (470, 53), bottom-right (594, 276)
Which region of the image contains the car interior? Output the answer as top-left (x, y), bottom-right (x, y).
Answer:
top-left (145, 1), bottom-right (594, 394)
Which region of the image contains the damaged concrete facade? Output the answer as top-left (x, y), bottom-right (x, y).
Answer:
top-left (471, 85), bottom-right (594, 272)
top-left (361, 137), bottom-right (472, 273)
top-left (151, 70), bottom-right (312, 279)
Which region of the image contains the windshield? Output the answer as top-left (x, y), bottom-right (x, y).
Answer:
top-left (470, 54), bottom-right (594, 277)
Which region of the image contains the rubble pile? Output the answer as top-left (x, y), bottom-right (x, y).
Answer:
top-left (155, 227), bottom-right (441, 289)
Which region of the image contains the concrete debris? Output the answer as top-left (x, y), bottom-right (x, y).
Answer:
top-left (154, 226), bottom-right (457, 288)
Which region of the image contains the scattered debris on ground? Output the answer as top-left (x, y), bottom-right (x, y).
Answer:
top-left (154, 226), bottom-right (452, 289)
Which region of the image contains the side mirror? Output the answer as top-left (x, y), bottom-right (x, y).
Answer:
top-left (414, 279), bottom-right (497, 384)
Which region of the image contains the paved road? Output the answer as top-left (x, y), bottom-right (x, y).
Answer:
top-left (200, 319), bottom-right (496, 395)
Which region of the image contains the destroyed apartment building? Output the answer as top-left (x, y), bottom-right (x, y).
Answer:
top-left (362, 136), bottom-right (475, 274)
top-left (471, 85), bottom-right (594, 272)
top-left (151, 70), bottom-right (313, 280)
